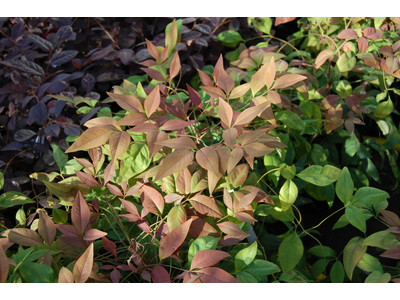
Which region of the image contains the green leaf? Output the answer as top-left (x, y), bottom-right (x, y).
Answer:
top-left (52, 144), bottom-right (68, 173)
top-left (279, 270), bottom-right (308, 283)
top-left (0, 192), bottom-right (35, 209)
top-left (63, 159), bottom-right (84, 175)
top-left (278, 179), bottom-right (298, 211)
top-left (235, 241), bottom-right (257, 272)
top-left (365, 270), bottom-right (391, 283)
top-left (345, 205), bottom-right (366, 232)
top-left (19, 262), bottom-right (57, 283)
top-left (16, 207), bottom-right (26, 226)
top-left (119, 143), bottom-right (150, 183)
top-left (279, 164), bottom-right (296, 180)
top-left (335, 167), bottom-right (354, 204)
top-left (337, 51), bottom-right (356, 72)
top-left (52, 208), bottom-right (68, 224)
top-left (357, 253), bottom-right (383, 273)
top-left (344, 136), bottom-right (359, 157)
top-left (249, 17), bottom-right (272, 34)
top-left (363, 231), bottom-right (400, 250)
top-left (263, 155), bottom-right (282, 187)
top-left (296, 165), bottom-right (341, 186)
top-left (305, 183), bottom-right (335, 207)
top-left (333, 80), bottom-right (352, 99)
top-left (236, 271), bottom-right (258, 283)
top-left (278, 231), bottom-right (303, 273)
top-left (216, 30), bottom-right (244, 48)
top-left (310, 259), bottom-right (332, 279)
top-left (308, 245), bottom-right (336, 258)
top-left (0, 170), bottom-right (4, 190)
top-left (188, 236), bottom-right (218, 264)
top-left (330, 260), bottom-right (345, 283)
top-left (343, 236), bottom-right (367, 280)
top-left (351, 187), bottom-right (389, 207)
top-left (244, 259), bottom-right (281, 276)
top-left (375, 98), bottom-right (394, 118)
top-left (275, 110), bottom-right (305, 132)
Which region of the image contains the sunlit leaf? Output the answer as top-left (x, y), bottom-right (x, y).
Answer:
top-left (65, 126), bottom-right (114, 153)
top-left (144, 85), bottom-right (160, 117)
top-left (109, 131), bottom-right (131, 163)
top-left (159, 219), bottom-right (192, 261)
top-left (278, 231), bottom-right (303, 273)
top-left (71, 191), bottom-right (91, 234)
top-left (190, 195), bottom-right (223, 218)
top-left (343, 236), bottom-right (366, 280)
top-left (154, 150), bottom-right (194, 181)
top-left (73, 243), bottom-right (94, 283)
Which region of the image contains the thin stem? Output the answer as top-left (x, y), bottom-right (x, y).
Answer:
top-left (305, 206), bottom-right (345, 232)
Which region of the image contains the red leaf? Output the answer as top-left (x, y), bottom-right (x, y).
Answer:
top-left (144, 85), bottom-right (160, 118)
top-left (83, 228), bottom-right (107, 241)
top-left (187, 84), bottom-right (203, 109)
top-left (106, 183), bottom-right (123, 197)
top-left (358, 37), bottom-right (369, 53)
top-left (197, 69), bottom-right (213, 87)
top-left (102, 237), bottom-right (117, 258)
top-left (159, 219), bottom-right (192, 260)
top-left (380, 245), bottom-right (400, 260)
top-left (198, 267), bottom-right (240, 283)
top-left (170, 52), bottom-right (181, 80)
top-left (38, 210), bottom-right (56, 246)
top-left (188, 216), bottom-right (219, 238)
top-left (73, 243), bottom-right (94, 283)
top-left (337, 28), bottom-right (358, 39)
top-left (145, 39), bottom-right (159, 60)
top-left (151, 265), bottom-right (171, 283)
top-left (71, 191), bottom-right (91, 234)
top-left (191, 249), bottom-right (230, 270)
top-left (75, 171), bottom-right (101, 187)
top-left (0, 246), bottom-right (9, 283)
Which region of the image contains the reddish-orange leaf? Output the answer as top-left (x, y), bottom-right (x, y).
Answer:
top-left (83, 228), bottom-right (107, 241)
top-left (241, 186), bottom-right (274, 205)
top-left (74, 157), bottom-right (94, 169)
top-left (160, 46), bottom-right (169, 63)
top-left (200, 86), bottom-right (226, 99)
top-left (176, 168), bottom-right (192, 195)
top-left (141, 185), bottom-right (164, 216)
top-left (320, 95), bottom-right (340, 110)
top-left (218, 98), bottom-right (233, 128)
top-left (190, 195), bottom-right (223, 218)
top-left (216, 146), bottom-right (230, 174)
top-left (128, 123), bottom-right (159, 132)
top-left (102, 237), bottom-right (117, 258)
top-left (141, 67), bottom-right (165, 81)
top-left (207, 170), bottom-right (221, 195)
top-left (272, 74), bottom-right (307, 90)
top-left (315, 49), bottom-right (335, 69)
top-left (155, 137), bottom-right (196, 150)
top-left (65, 126), bottom-right (114, 153)
top-left (188, 216), bottom-right (219, 238)
top-left (216, 66), bottom-right (235, 94)
top-left (144, 85), bottom-right (160, 118)
top-left (0, 246), bottom-right (9, 283)
top-left (159, 218), bottom-right (192, 260)
top-left (109, 131), bottom-right (131, 163)
top-left (337, 28), bottom-right (358, 39)
top-left (8, 228), bottom-right (43, 246)
top-left (84, 117), bottom-right (121, 130)
top-left (58, 267), bottom-right (74, 283)
top-left (186, 84), bottom-right (203, 109)
top-left (191, 249), bottom-right (230, 270)
top-left (73, 242), bottom-right (94, 283)
top-left (103, 163), bottom-right (115, 187)
top-left (107, 92), bottom-right (143, 112)
top-left (244, 142), bottom-right (274, 157)
top-left (162, 119), bottom-right (196, 131)
top-left (75, 171), bottom-right (101, 187)
top-left (219, 234), bottom-right (250, 246)
top-left (145, 39), bottom-right (159, 60)
top-left (38, 210), bottom-right (56, 246)
top-left (363, 27), bottom-right (382, 40)
top-left (198, 267), bottom-right (240, 283)
top-left (151, 265), bottom-right (171, 283)
top-left (229, 83), bottom-right (250, 99)
top-left (154, 150), bottom-right (194, 182)
top-left (170, 52), bottom-right (181, 80)
top-left (117, 112), bottom-right (147, 126)
top-left (233, 102), bottom-right (269, 126)
top-left (196, 147), bottom-right (220, 176)
top-left (106, 183), bottom-right (123, 197)
top-left (275, 17), bottom-right (296, 26)
top-left (237, 191), bottom-right (257, 210)
top-left (325, 104), bottom-right (343, 134)
top-left (227, 147), bottom-right (244, 174)
top-left (147, 130), bottom-right (167, 159)
top-left (197, 69), bottom-right (213, 87)
top-left (223, 128), bottom-right (238, 148)
top-left (358, 37), bottom-right (369, 53)
top-left (120, 199), bottom-right (141, 220)
top-left (71, 191), bottom-right (91, 234)
top-left (223, 188), bottom-right (233, 211)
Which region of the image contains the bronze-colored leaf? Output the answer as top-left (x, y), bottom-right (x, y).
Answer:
top-left (8, 228), bottom-right (43, 246)
top-left (250, 62), bottom-right (270, 96)
top-left (109, 131), bottom-right (131, 163)
top-left (84, 117), bottom-right (121, 131)
top-left (200, 86), bottom-right (226, 99)
top-left (83, 228), bottom-right (107, 241)
top-left (120, 199), bottom-right (140, 220)
top-left (154, 150), bottom-right (194, 182)
top-left (73, 157), bottom-right (94, 169)
top-left (380, 245), bottom-right (400, 260)
top-left (167, 205), bottom-right (187, 232)
top-left (162, 119), bottom-right (196, 131)
top-left (385, 57), bottom-right (400, 74)
top-left (315, 49), bottom-right (335, 69)
top-left (176, 168), bottom-right (192, 195)
top-left (223, 128), bottom-right (238, 148)
top-left (38, 210), bottom-right (56, 246)
top-left (227, 147), bottom-right (244, 174)
top-left (147, 130), bottom-right (167, 159)
top-left (216, 66), bottom-right (235, 94)
top-left (107, 92), bottom-right (143, 112)
top-left (144, 85), bottom-right (160, 118)
top-left (197, 69), bottom-right (213, 87)
top-left (198, 267), bottom-right (240, 283)
top-left (191, 169), bottom-right (208, 193)
top-left (145, 39), bottom-right (159, 60)
top-left (217, 221), bottom-right (248, 235)
top-left (325, 104), bottom-right (343, 134)
top-left (358, 37), bottom-right (369, 53)
top-left (243, 142), bottom-right (274, 157)
top-left (191, 249), bottom-right (230, 270)
top-left (357, 53), bottom-right (380, 69)
top-left (227, 164), bottom-right (249, 188)
top-left (218, 98), bottom-right (233, 128)
top-left (234, 211), bottom-right (257, 222)
top-left (73, 242), bottom-right (94, 283)
top-left (219, 234), bottom-right (250, 246)
top-left (0, 246), bottom-right (9, 283)
top-left (196, 147), bottom-right (220, 176)
top-left (58, 267), bottom-right (74, 283)
top-left (233, 102), bottom-right (269, 126)
top-left (103, 163), bottom-right (115, 187)
top-left (141, 67), bottom-right (165, 81)
top-left (378, 209), bottom-right (400, 227)
top-left (71, 192), bottom-right (91, 234)
top-left (337, 28), bottom-right (358, 39)
top-left (216, 146), bottom-right (230, 174)
top-left (159, 218), bottom-right (192, 261)
top-left (65, 126), bottom-right (114, 153)
top-left (165, 193), bottom-right (184, 204)
top-left (106, 183), bottom-right (123, 197)
top-left (264, 57), bottom-right (277, 89)
top-left (208, 170), bottom-right (221, 195)
top-left (188, 216), bottom-right (219, 238)
top-left (241, 186), bottom-right (274, 205)
top-left (223, 188), bottom-right (233, 211)
top-left (237, 128), bottom-right (268, 146)
top-left (190, 195), bottom-right (223, 218)
top-left (187, 84), bottom-right (203, 109)
top-left (170, 52), bottom-right (181, 80)
top-left (141, 185), bottom-right (165, 216)
top-left (102, 237), bottom-right (117, 258)
top-left (236, 191), bottom-right (257, 210)
top-left (117, 112), bottom-right (147, 126)
top-left (155, 137), bottom-right (196, 150)
top-left (75, 171), bottom-right (101, 187)
top-left (151, 265), bottom-right (171, 283)
top-left (128, 123), bottom-right (159, 132)
top-left (229, 83), bottom-right (250, 99)
top-left (363, 27), bottom-right (382, 40)
top-left (272, 74), bottom-right (307, 90)
top-left (275, 17), bottom-right (297, 26)
top-left (160, 45), bottom-right (169, 63)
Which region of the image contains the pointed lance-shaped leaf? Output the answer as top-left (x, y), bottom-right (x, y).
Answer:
top-left (190, 195), bottom-right (223, 218)
top-left (363, 27), bottom-right (382, 40)
top-left (84, 117), bottom-right (121, 130)
top-left (107, 92), bottom-right (143, 112)
top-left (151, 265), bottom-right (171, 283)
top-left (144, 85), bottom-right (161, 118)
top-left (229, 83), bottom-right (250, 99)
top-left (75, 171), bottom-right (101, 187)
top-left (103, 162), bottom-right (115, 187)
top-left (159, 218), bottom-right (193, 261)
top-left (218, 98), bottom-right (233, 128)
top-left (217, 66), bottom-right (235, 94)
top-left (358, 37), bottom-right (369, 53)
top-left (196, 147), bottom-right (221, 176)
top-left (337, 28), bottom-right (358, 39)
top-left (141, 185), bottom-right (165, 216)
top-left (227, 164), bottom-right (249, 188)
top-left (170, 52), bottom-right (181, 80)
top-left (165, 19), bottom-right (178, 55)
top-left (38, 210), bottom-right (56, 246)
top-left (155, 137), bottom-right (196, 150)
top-left (223, 127), bottom-right (238, 149)
top-left (58, 267), bottom-right (74, 283)
top-left (8, 228), bottom-right (43, 246)
top-left (233, 102), bottom-right (269, 126)
top-left (65, 126), bottom-right (114, 153)
top-left (200, 86), bottom-right (226, 99)
top-left (117, 112), bottom-right (147, 126)
top-left (119, 199), bottom-right (141, 221)
top-left (141, 67), bottom-right (165, 81)
top-left (102, 237), bottom-right (117, 258)
top-left (315, 49), bottom-right (335, 69)
top-left (272, 74), bottom-right (307, 90)
top-left (197, 69), bottom-right (213, 86)
top-left (186, 84), bottom-right (203, 109)
top-left (198, 267), bottom-right (240, 283)
top-left (188, 216), bottom-right (219, 238)
top-left (145, 39), bottom-right (160, 60)
top-left (227, 147), bottom-right (244, 174)
top-left (162, 119), bottom-right (196, 131)
top-left (71, 192), bottom-right (91, 234)
top-left (154, 150), bottom-right (194, 182)
top-left (73, 242), bottom-right (94, 283)
top-left (191, 249), bottom-right (230, 270)
top-left (109, 131), bottom-right (131, 163)
top-left (250, 62), bottom-right (270, 96)
top-left (0, 246), bottom-right (9, 283)
top-left (83, 228), bottom-right (107, 241)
